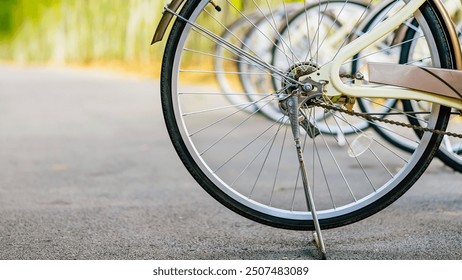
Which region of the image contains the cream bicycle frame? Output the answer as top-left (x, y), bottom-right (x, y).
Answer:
top-left (319, 0), bottom-right (462, 111)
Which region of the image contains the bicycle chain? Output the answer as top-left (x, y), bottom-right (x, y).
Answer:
top-left (312, 101), bottom-right (462, 139)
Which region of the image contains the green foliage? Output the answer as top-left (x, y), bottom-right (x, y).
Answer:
top-left (0, 0), bottom-right (16, 38)
top-left (0, 0), bottom-right (165, 63)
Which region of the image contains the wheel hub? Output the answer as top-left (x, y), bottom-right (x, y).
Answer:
top-left (281, 62), bottom-right (321, 94)
top-left (278, 62), bottom-right (326, 113)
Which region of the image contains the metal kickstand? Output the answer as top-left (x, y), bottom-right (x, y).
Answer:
top-left (286, 93), bottom-right (327, 260)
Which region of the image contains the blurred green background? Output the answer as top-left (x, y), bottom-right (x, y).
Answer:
top-left (0, 0), bottom-right (166, 75)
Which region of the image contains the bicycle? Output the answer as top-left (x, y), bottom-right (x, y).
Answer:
top-left (152, 0), bottom-right (462, 258)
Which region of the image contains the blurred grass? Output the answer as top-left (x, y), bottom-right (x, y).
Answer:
top-left (0, 0), bottom-right (166, 76)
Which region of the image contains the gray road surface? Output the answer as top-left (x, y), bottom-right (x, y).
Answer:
top-left (1, 65), bottom-right (461, 260)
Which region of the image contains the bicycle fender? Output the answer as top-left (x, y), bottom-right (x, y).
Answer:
top-left (151, 0), bottom-right (186, 44)
top-left (430, 0), bottom-right (462, 69)
top-left (369, 63), bottom-right (462, 102)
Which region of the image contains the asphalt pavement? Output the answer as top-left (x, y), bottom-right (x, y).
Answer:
top-left (0, 65), bottom-right (461, 260)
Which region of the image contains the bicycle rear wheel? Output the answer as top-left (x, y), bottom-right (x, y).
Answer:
top-left (160, 0), bottom-right (454, 230)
